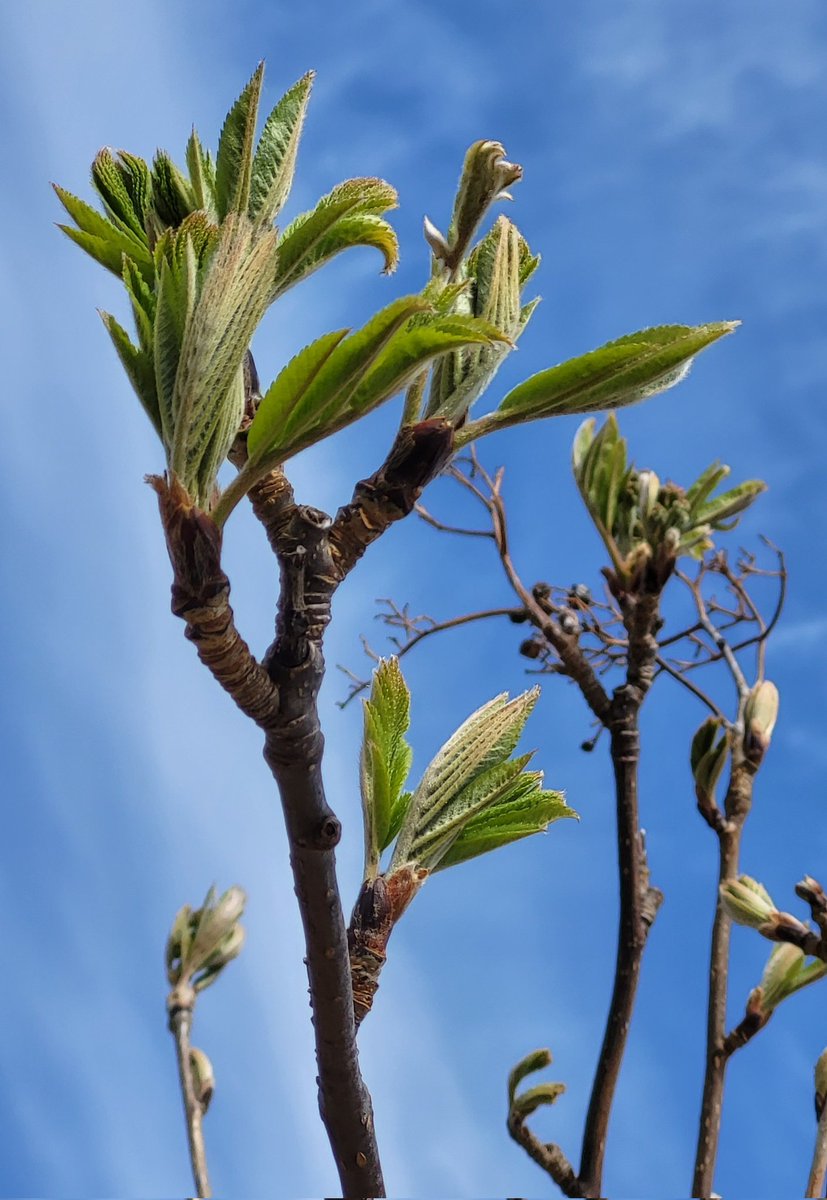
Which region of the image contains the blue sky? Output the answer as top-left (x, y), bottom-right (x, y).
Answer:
top-left (3, 2), bottom-right (827, 1196)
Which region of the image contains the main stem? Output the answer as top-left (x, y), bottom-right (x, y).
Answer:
top-left (692, 826), bottom-right (739, 1198)
top-left (263, 504), bottom-right (384, 1198)
top-left (578, 711), bottom-right (652, 1197)
top-left (169, 999), bottom-right (211, 1198)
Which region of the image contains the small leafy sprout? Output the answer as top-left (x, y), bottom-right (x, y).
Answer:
top-left (691, 716), bottom-right (730, 810)
top-left (507, 1047), bottom-right (566, 1124)
top-left (55, 64), bottom-right (400, 511)
top-left (572, 414), bottom-right (766, 591)
top-left (753, 943), bottom-right (827, 1015)
top-left (166, 885), bottom-right (246, 995)
top-left (349, 659), bottom-right (575, 1026)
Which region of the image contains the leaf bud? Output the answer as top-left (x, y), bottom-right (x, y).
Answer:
top-left (743, 680), bottom-right (779, 765)
top-left (189, 1046), bottom-right (215, 1113)
top-left (719, 875), bottom-right (776, 928)
top-left (759, 942), bottom-right (806, 1011)
top-left (637, 469), bottom-right (660, 521)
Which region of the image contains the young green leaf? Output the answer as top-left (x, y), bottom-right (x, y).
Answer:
top-left (343, 315), bottom-right (507, 420)
top-left (458, 322), bottom-right (738, 446)
top-left (412, 756), bottom-right (539, 867)
top-left (278, 296), bottom-right (432, 447)
top-left (250, 71), bottom-right (314, 226)
top-left (246, 329), bottom-right (350, 463)
top-left (433, 784), bottom-right (574, 870)
top-left (100, 311), bottom-right (161, 436)
top-left (54, 185), bottom-right (153, 278)
top-left (390, 688), bottom-right (540, 870)
top-left (360, 658), bottom-right (413, 878)
top-left (151, 150), bottom-right (196, 228)
top-left (693, 479), bottom-right (767, 527)
top-left (91, 148), bottom-right (149, 239)
top-left (273, 178), bottom-right (399, 294)
top-left (185, 127), bottom-right (218, 219)
top-left (215, 62), bottom-right (264, 220)
top-left (686, 462), bottom-right (731, 515)
top-left (508, 1048), bottom-right (553, 1106)
top-left (170, 216), bottom-right (280, 498)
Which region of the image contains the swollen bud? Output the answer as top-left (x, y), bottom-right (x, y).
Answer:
top-left (189, 1046), bottom-right (215, 1113)
top-left (759, 942), bottom-right (807, 1011)
top-left (743, 681), bottom-right (779, 766)
top-left (445, 140), bottom-right (523, 270)
top-left (720, 875), bottom-right (776, 929)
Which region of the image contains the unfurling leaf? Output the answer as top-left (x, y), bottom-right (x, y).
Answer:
top-left (247, 295), bottom-right (430, 467)
top-left (215, 62), bottom-right (264, 220)
top-left (691, 717), bottom-right (729, 805)
top-left (250, 71), bottom-right (314, 225)
top-left (389, 685), bottom-right (575, 873)
top-left (273, 178), bottom-right (399, 296)
top-left (54, 184), bottom-right (154, 279)
top-left (100, 311), bottom-right (160, 436)
top-left (508, 1048), bottom-right (566, 1122)
top-left (360, 658), bottom-right (413, 879)
top-left (426, 216), bottom-right (533, 423)
top-left (443, 139), bottom-right (523, 271)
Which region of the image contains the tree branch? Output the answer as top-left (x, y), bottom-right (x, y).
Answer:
top-left (578, 589), bottom-right (663, 1198)
top-left (167, 986), bottom-right (211, 1198)
top-left (261, 505), bottom-right (385, 1197)
top-left (151, 475), bottom-right (281, 729)
top-left (157, 477), bottom-right (383, 1197)
top-left (329, 418), bottom-right (455, 578)
top-left (506, 1110), bottom-right (582, 1198)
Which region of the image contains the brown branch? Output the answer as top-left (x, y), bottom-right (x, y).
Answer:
top-left (506, 1111), bottom-right (582, 1198)
top-left (150, 475), bottom-right (281, 729)
top-left (690, 547), bottom-right (787, 1197)
top-left (167, 985), bottom-right (211, 1198)
top-left (261, 505), bottom-right (384, 1197)
top-left (157, 475), bottom-right (383, 1197)
top-left (722, 1007), bottom-right (768, 1058)
top-left (414, 502), bottom-right (494, 539)
top-left (329, 418), bottom-right (455, 578)
top-left (692, 778), bottom-right (749, 1200)
top-left (807, 1094), bottom-right (827, 1198)
top-left (578, 679), bottom-right (663, 1197)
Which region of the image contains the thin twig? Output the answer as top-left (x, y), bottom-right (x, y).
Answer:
top-left (338, 605), bottom-right (526, 705)
top-left (654, 655), bottom-right (727, 721)
top-left (168, 993), bottom-right (210, 1198)
top-left (414, 502), bottom-right (494, 539)
top-left (506, 1111), bottom-right (582, 1197)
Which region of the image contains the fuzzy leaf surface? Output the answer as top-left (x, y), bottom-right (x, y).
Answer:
top-left (495, 322), bottom-right (738, 423)
top-left (273, 179), bottom-right (398, 293)
top-left (250, 71), bottom-right (314, 225)
top-left (215, 63), bottom-right (264, 219)
top-left (360, 659), bottom-right (413, 876)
